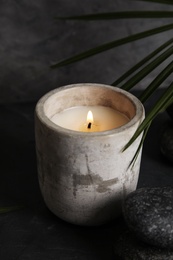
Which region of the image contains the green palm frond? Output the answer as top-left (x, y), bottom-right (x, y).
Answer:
top-left (128, 122), bottom-right (151, 168)
top-left (112, 38), bottom-right (173, 86)
top-left (139, 61), bottom-right (173, 103)
top-left (123, 82), bottom-right (173, 151)
top-left (56, 11), bottom-right (173, 20)
top-left (51, 23), bottom-right (173, 68)
top-left (120, 45), bottom-right (173, 91)
top-left (52, 1), bottom-right (173, 165)
top-left (139, 0), bottom-right (173, 5)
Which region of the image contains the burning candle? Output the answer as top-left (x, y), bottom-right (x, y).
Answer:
top-left (35, 83), bottom-right (145, 226)
top-left (51, 106), bottom-right (129, 132)
top-left (87, 111), bottom-right (93, 129)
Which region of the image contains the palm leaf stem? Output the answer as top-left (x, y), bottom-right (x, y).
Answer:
top-left (50, 23), bottom-right (173, 68)
top-left (56, 11), bottom-right (173, 20)
top-left (128, 121), bottom-right (151, 168)
top-left (120, 45), bottom-right (173, 91)
top-left (138, 0), bottom-right (173, 5)
top-left (112, 38), bottom-right (173, 86)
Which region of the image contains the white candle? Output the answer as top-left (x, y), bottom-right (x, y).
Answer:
top-left (36, 83), bottom-right (145, 225)
top-left (51, 106), bottom-right (130, 132)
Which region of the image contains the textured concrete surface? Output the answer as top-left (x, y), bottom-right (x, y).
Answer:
top-left (0, 0), bottom-right (172, 103)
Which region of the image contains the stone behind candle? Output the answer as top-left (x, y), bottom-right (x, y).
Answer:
top-left (123, 187), bottom-right (173, 249)
top-left (160, 123), bottom-right (173, 164)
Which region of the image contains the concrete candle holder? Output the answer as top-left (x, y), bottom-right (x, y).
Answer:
top-left (35, 83), bottom-right (145, 226)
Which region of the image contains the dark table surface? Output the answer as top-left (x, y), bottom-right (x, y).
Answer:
top-left (0, 92), bottom-right (173, 260)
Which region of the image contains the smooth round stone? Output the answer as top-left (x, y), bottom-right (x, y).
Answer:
top-left (123, 187), bottom-right (173, 249)
top-left (114, 230), bottom-right (173, 260)
top-left (160, 124), bottom-right (173, 163)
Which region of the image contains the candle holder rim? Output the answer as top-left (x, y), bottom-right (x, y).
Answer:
top-left (35, 83), bottom-right (145, 137)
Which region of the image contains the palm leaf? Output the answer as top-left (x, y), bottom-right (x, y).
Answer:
top-left (128, 122), bottom-right (151, 168)
top-left (139, 61), bottom-right (173, 103)
top-left (120, 45), bottom-right (173, 91)
top-left (50, 23), bottom-right (173, 68)
top-left (112, 38), bottom-right (173, 86)
top-left (139, 0), bottom-right (173, 5)
top-left (123, 82), bottom-right (173, 151)
top-left (56, 11), bottom-right (173, 20)
top-left (52, 1), bottom-right (173, 165)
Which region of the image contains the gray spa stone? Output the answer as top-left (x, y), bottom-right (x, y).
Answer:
top-left (123, 187), bottom-right (173, 249)
top-left (114, 230), bottom-right (173, 260)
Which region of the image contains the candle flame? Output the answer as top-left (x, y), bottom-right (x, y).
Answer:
top-left (87, 110), bottom-right (93, 123)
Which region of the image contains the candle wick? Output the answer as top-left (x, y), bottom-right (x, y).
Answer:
top-left (87, 122), bottom-right (92, 129)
